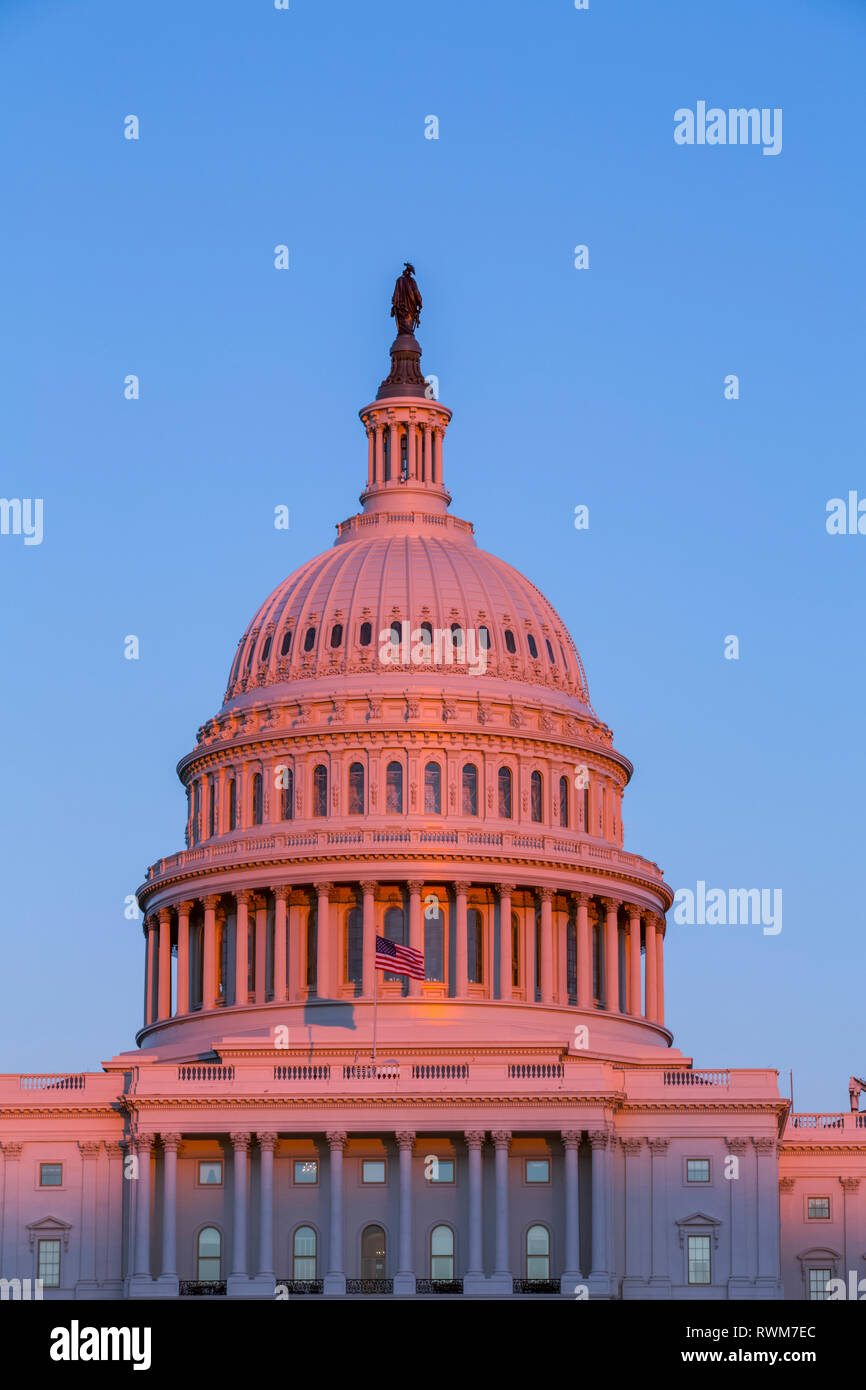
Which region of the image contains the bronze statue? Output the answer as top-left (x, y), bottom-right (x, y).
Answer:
top-left (390, 262), bottom-right (422, 335)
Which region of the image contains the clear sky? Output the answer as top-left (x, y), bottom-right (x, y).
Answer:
top-left (0, 0), bottom-right (863, 1110)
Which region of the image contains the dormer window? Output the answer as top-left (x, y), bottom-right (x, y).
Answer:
top-left (280, 630), bottom-right (293, 657)
top-left (303, 626), bottom-right (316, 653)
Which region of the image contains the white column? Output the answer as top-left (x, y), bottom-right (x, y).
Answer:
top-left (464, 1131), bottom-right (485, 1288)
top-left (324, 1132), bottom-right (347, 1295)
top-left (230, 1133), bottom-right (250, 1279)
top-left (562, 1131), bottom-right (582, 1292)
top-left (132, 1135), bottom-right (152, 1281)
top-left (754, 1137), bottom-right (780, 1289)
top-left (77, 1141), bottom-right (100, 1289)
top-left (648, 1136), bottom-right (671, 1292)
top-left (492, 1131), bottom-right (512, 1292)
top-left (394, 1132), bottom-right (416, 1295)
top-left (159, 1134), bottom-right (180, 1285)
top-left (258, 1133), bottom-right (277, 1280)
top-left (645, 913), bottom-right (659, 1022)
top-left (589, 1130), bottom-right (610, 1294)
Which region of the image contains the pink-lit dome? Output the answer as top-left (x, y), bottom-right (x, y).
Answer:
top-left (223, 519), bottom-right (592, 711)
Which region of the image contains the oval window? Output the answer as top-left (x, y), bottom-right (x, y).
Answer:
top-left (359, 621), bottom-right (372, 647)
top-left (330, 624), bottom-right (343, 648)
top-left (504, 629), bottom-right (517, 654)
top-left (527, 634), bottom-right (538, 659)
top-left (304, 626), bottom-right (316, 653)
top-left (280, 630), bottom-right (293, 656)
top-left (261, 635), bottom-right (271, 661)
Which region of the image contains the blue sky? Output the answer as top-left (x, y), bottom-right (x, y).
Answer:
top-left (0, 0), bottom-right (863, 1109)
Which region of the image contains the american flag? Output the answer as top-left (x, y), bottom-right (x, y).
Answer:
top-left (375, 934), bottom-right (425, 980)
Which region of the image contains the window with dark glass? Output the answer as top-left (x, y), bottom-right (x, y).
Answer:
top-left (261, 634), bottom-right (271, 661)
top-left (386, 761), bottom-right (403, 814)
top-left (420, 620), bottom-right (433, 654)
top-left (467, 907), bottom-right (483, 983)
top-left (424, 900), bottom-right (445, 981)
top-left (330, 623), bottom-right (343, 648)
top-left (808, 1197), bottom-right (830, 1219)
top-left (306, 909), bottom-right (317, 988)
top-left (313, 764), bottom-right (328, 817)
top-left (251, 772), bottom-right (263, 826)
top-left (192, 780), bottom-right (201, 845)
top-left (498, 766), bottom-right (512, 819)
top-left (567, 915), bottom-right (577, 1002)
top-left (504, 628), bottom-right (517, 654)
top-left (207, 778), bottom-right (215, 838)
top-left (359, 621), bottom-right (372, 647)
top-left (348, 762), bottom-right (365, 814)
top-left (512, 912), bottom-right (521, 988)
top-left (228, 778), bottom-right (237, 830)
top-left (303, 626), bottom-right (316, 653)
top-left (479, 626), bottom-right (491, 650)
top-left (280, 629), bottom-right (292, 656)
top-left (346, 905), bottom-right (363, 984)
top-left (462, 763), bottom-right (478, 816)
top-left (582, 786), bottom-right (590, 832)
top-left (451, 623), bottom-right (464, 652)
top-left (424, 762), bottom-right (441, 814)
top-left (531, 770), bottom-right (543, 823)
top-left (559, 775), bottom-right (569, 828)
top-left (281, 766), bottom-right (294, 820)
top-left (546, 638), bottom-right (555, 663)
top-left (383, 904), bottom-right (405, 982)
top-left (527, 633), bottom-right (538, 659)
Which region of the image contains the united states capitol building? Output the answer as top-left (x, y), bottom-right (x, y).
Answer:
top-left (1, 273), bottom-right (862, 1300)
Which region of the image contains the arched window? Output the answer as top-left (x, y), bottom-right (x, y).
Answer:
top-left (312, 765), bottom-right (328, 817)
top-left (359, 621), bottom-right (372, 647)
top-left (348, 762), bottom-right (365, 815)
top-left (582, 785), bottom-right (590, 832)
top-left (424, 762), bottom-right (441, 814)
top-left (280, 629), bottom-right (292, 657)
top-left (303, 626), bottom-right (316, 653)
top-left (527, 633), bottom-right (539, 659)
top-left (361, 1225), bottom-right (387, 1279)
top-left (228, 778), bottom-right (237, 831)
top-left (386, 761), bottom-right (403, 814)
top-left (531, 771), bottom-right (543, 823)
top-left (251, 772), bottom-right (263, 826)
top-left (462, 764), bottom-right (478, 816)
top-left (526, 1225), bottom-right (550, 1280)
top-left (293, 1226), bottom-right (317, 1281)
top-left (424, 898), bottom-right (445, 982)
top-left (498, 766), bottom-right (512, 819)
top-left (559, 775), bottom-right (569, 828)
top-left (281, 766), bottom-right (294, 821)
top-left (207, 778), bottom-right (215, 838)
top-left (383, 905), bottom-right (405, 982)
top-left (261, 634), bottom-right (272, 661)
top-left (431, 1225), bottom-right (454, 1281)
top-left (479, 626), bottom-right (491, 652)
top-left (546, 638), bottom-right (555, 663)
top-left (468, 908), bottom-right (484, 984)
top-left (330, 623), bottom-right (343, 648)
top-left (567, 912), bottom-right (577, 1003)
top-left (383, 428), bottom-right (391, 481)
top-left (346, 906), bottom-right (363, 985)
top-left (511, 911), bottom-right (521, 988)
top-left (192, 781), bottom-right (201, 846)
top-left (504, 628), bottom-right (517, 654)
top-left (197, 1226), bottom-right (222, 1282)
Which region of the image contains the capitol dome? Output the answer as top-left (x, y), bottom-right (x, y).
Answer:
top-left (137, 281), bottom-right (672, 1064)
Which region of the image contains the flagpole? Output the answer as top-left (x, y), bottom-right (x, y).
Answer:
top-left (371, 953), bottom-right (378, 1065)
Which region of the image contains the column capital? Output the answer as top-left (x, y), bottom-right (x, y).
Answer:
top-left (1, 1142), bottom-right (23, 1160)
top-left (620, 1137), bottom-right (643, 1154)
top-left (327, 1131), bottom-right (348, 1152)
top-left (464, 1130), bottom-right (486, 1150)
top-left (840, 1177), bottom-right (861, 1192)
top-left (454, 880), bottom-right (471, 895)
top-left (160, 1133), bottom-right (182, 1152)
top-left (600, 896), bottom-right (620, 913)
top-left (395, 1131), bottom-right (416, 1151)
top-left (202, 894), bottom-right (221, 910)
top-left (274, 885), bottom-right (291, 904)
top-left (497, 882), bottom-right (516, 897)
top-left (589, 1130), bottom-right (610, 1150)
top-left (257, 1132), bottom-right (278, 1151)
top-left (406, 881), bottom-right (423, 895)
top-left (647, 1136), bottom-right (670, 1154)
top-left (779, 1177), bottom-right (796, 1193)
top-left (235, 889), bottom-right (254, 907)
top-left (361, 880), bottom-right (378, 897)
top-left (491, 1131), bottom-right (511, 1151)
top-left (317, 881), bottom-right (334, 897)
top-left (624, 902), bottom-right (643, 919)
top-left (135, 1133), bottom-right (154, 1153)
top-left (249, 891), bottom-right (269, 912)
top-left (158, 906), bottom-right (172, 926)
top-left (561, 1130), bottom-right (581, 1150)
top-left (725, 1136), bottom-right (750, 1154)
top-left (539, 886), bottom-right (555, 903)
top-left (230, 1132), bottom-right (251, 1152)
top-left (752, 1137), bottom-right (777, 1155)
top-left (177, 899), bottom-right (195, 914)
top-left (78, 1141), bottom-right (102, 1158)
top-left (145, 914), bottom-right (158, 933)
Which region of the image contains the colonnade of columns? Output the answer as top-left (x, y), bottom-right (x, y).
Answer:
top-left (363, 417), bottom-right (445, 488)
top-left (129, 1127), bottom-right (612, 1294)
top-left (142, 883), bottom-right (666, 1030)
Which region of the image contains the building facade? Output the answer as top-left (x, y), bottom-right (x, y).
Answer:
top-left (1, 289), bottom-right (863, 1300)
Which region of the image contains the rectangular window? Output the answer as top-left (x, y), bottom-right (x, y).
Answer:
top-left (293, 1160), bottom-right (318, 1184)
top-left (39, 1163), bottom-right (63, 1187)
top-left (686, 1159), bottom-right (710, 1184)
top-left (807, 1197), bottom-right (830, 1220)
top-left (38, 1239), bottom-right (61, 1288)
top-left (525, 1158), bottom-right (550, 1184)
top-left (809, 1267), bottom-right (831, 1300)
top-left (687, 1234), bottom-right (711, 1285)
top-left (198, 1160), bottom-right (223, 1186)
top-left (362, 1159), bottom-right (386, 1184)
top-left (430, 1158), bottom-right (455, 1183)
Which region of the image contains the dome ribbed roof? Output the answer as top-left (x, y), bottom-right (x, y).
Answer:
top-left (223, 512), bottom-right (591, 710)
